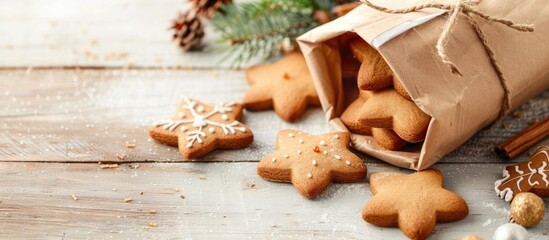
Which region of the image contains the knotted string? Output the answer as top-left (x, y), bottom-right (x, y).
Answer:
top-left (360, 0), bottom-right (534, 121)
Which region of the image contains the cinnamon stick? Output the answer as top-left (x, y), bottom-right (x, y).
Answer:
top-left (495, 115), bottom-right (549, 159)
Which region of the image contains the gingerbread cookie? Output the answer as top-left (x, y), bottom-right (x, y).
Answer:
top-left (149, 98), bottom-right (253, 159)
top-left (242, 52), bottom-right (320, 122)
top-left (340, 94), bottom-right (407, 150)
top-left (362, 169), bottom-right (469, 240)
top-left (357, 89), bottom-right (431, 143)
top-left (495, 145), bottom-right (549, 202)
top-left (349, 37), bottom-right (411, 100)
top-left (257, 130), bottom-right (367, 198)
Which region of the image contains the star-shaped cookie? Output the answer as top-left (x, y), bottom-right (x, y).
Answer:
top-left (495, 145), bottom-right (549, 202)
top-left (349, 37), bottom-right (411, 100)
top-left (340, 91), bottom-right (407, 150)
top-left (362, 169), bottom-right (469, 240)
top-left (257, 129), bottom-right (367, 198)
top-left (149, 97), bottom-right (253, 159)
top-left (242, 52), bottom-right (320, 122)
top-left (358, 89), bottom-right (431, 143)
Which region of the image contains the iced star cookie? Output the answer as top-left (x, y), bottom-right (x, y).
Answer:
top-left (242, 52), bottom-right (321, 122)
top-left (340, 92), bottom-right (407, 150)
top-left (257, 130), bottom-right (367, 198)
top-left (495, 145), bottom-right (549, 202)
top-left (362, 169), bottom-right (469, 240)
top-left (149, 98), bottom-right (253, 159)
top-left (357, 89), bottom-right (431, 143)
top-left (349, 37), bottom-right (411, 100)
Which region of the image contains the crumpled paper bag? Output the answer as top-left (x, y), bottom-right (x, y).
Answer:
top-left (298, 0), bottom-right (549, 170)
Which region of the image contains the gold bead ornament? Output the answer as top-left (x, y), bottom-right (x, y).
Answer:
top-left (510, 192), bottom-right (545, 228)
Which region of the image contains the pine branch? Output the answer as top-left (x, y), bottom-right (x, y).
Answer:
top-left (212, 0), bottom-right (318, 67)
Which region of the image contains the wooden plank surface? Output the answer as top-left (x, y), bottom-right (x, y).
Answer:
top-left (0, 162), bottom-right (547, 239)
top-left (0, 0), bottom-right (258, 69)
top-left (0, 69), bottom-right (547, 164)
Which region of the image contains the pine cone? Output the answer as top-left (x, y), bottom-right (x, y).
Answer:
top-left (191, 0), bottom-right (232, 18)
top-left (171, 10), bottom-right (205, 51)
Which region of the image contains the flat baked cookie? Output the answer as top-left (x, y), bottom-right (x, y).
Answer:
top-left (362, 169), bottom-right (469, 240)
top-left (349, 37), bottom-right (411, 100)
top-left (149, 98), bottom-right (253, 159)
top-left (257, 129), bottom-right (367, 198)
top-left (242, 52), bottom-right (320, 122)
top-left (358, 89), bottom-right (431, 143)
top-left (340, 92), bottom-right (407, 150)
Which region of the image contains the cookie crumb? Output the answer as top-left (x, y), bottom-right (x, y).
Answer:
top-left (298, 139), bottom-right (304, 144)
top-left (180, 194), bottom-right (185, 199)
top-left (283, 154), bottom-right (289, 158)
top-left (124, 197), bottom-right (133, 203)
top-left (512, 111), bottom-right (523, 118)
top-left (199, 175), bottom-right (206, 180)
top-left (335, 155), bottom-right (341, 160)
top-left (148, 209), bottom-right (156, 214)
top-left (312, 160), bottom-right (317, 166)
top-left (345, 160), bottom-right (351, 166)
top-left (313, 146), bottom-right (320, 153)
top-left (126, 143), bottom-right (136, 148)
top-left (307, 173), bottom-right (312, 179)
top-left (100, 164), bottom-right (119, 169)
top-left (282, 72), bottom-right (290, 79)
top-left (139, 192), bottom-right (144, 195)
top-left (271, 157), bottom-right (277, 163)
top-left (70, 194), bottom-right (78, 201)
top-left (116, 154), bottom-right (125, 160)
top-left (148, 222), bottom-right (158, 227)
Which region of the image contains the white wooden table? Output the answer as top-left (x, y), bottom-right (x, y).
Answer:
top-left (0, 1), bottom-right (548, 239)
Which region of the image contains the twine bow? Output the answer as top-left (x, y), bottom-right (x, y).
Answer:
top-left (360, 0), bottom-right (535, 121)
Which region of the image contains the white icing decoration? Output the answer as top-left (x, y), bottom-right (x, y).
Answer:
top-left (197, 106), bottom-right (205, 113)
top-left (307, 173), bottom-right (312, 179)
top-left (298, 139), bottom-right (304, 144)
top-left (320, 140), bottom-right (327, 146)
top-left (334, 135), bottom-right (339, 139)
top-left (527, 161), bottom-right (540, 186)
top-left (312, 160), bottom-right (317, 166)
top-left (335, 155), bottom-right (341, 160)
top-left (221, 114), bottom-right (229, 121)
top-left (288, 133), bottom-right (295, 138)
top-left (538, 161), bottom-right (549, 186)
top-left (515, 166), bottom-right (524, 174)
top-left (323, 151), bottom-right (327, 155)
top-left (283, 154), bottom-right (289, 158)
top-left (271, 157), bottom-right (276, 163)
top-left (345, 160), bottom-right (351, 166)
top-left (155, 98), bottom-right (245, 148)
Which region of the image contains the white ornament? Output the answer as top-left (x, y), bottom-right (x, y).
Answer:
top-left (493, 223), bottom-right (529, 240)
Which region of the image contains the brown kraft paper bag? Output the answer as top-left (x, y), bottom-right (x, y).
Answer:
top-left (297, 0), bottom-right (549, 170)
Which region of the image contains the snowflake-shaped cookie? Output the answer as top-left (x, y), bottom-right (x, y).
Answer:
top-left (149, 98), bottom-right (253, 159)
top-left (495, 145), bottom-right (549, 202)
top-left (257, 130), bottom-right (367, 198)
